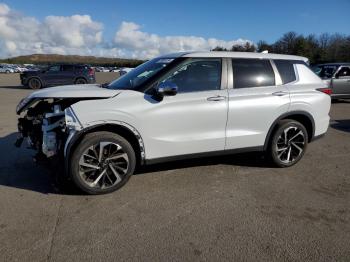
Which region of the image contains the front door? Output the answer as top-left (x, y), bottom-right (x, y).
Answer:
top-left (41, 65), bottom-right (63, 86)
top-left (142, 58), bottom-right (229, 159)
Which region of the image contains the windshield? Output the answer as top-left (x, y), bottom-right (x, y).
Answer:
top-left (312, 65), bottom-right (338, 79)
top-left (107, 58), bottom-right (174, 91)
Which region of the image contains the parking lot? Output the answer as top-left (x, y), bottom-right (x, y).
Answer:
top-left (0, 73), bottom-right (349, 261)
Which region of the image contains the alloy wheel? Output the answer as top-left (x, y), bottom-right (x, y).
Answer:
top-left (29, 78), bottom-right (41, 89)
top-left (276, 126), bottom-right (306, 164)
top-left (78, 142), bottom-right (129, 189)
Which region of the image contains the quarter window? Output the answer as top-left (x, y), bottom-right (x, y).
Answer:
top-left (274, 60), bottom-right (297, 84)
top-left (161, 59), bottom-right (222, 93)
top-left (232, 59), bottom-right (275, 89)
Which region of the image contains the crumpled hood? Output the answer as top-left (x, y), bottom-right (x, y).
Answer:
top-left (16, 84), bottom-right (122, 114)
top-left (26, 84), bottom-right (121, 99)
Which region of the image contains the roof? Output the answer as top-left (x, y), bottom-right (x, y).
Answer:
top-left (159, 51), bottom-right (308, 62)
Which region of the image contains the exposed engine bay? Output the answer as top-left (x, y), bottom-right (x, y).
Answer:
top-left (16, 98), bottom-right (84, 160)
top-left (15, 84), bottom-right (122, 163)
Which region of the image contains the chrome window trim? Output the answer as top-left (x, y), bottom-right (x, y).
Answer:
top-left (220, 58), bottom-right (228, 90)
top-left (269, 59), bottom-right (283, 86)
top-left (226, 58), bottom-right (234, 89)
top-left (292, 63), bottom-right (300, 84)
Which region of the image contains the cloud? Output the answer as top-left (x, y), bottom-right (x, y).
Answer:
top-left (0, 3), bottom-right (253, 59)
top-left (114, 21), bottom-right (252, 59)
top-left (0, 3), bottom-right (103, 57)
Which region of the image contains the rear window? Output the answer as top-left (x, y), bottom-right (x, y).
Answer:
top-left (232, 59), bottom-right (275, 89)
top-left (274, 60), bottom-right (296, 84)
top-left (312, 65), bottom-right (338, 79)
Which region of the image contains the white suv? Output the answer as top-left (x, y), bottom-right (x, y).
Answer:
top-left (16, 52), bottom-right (331, 194)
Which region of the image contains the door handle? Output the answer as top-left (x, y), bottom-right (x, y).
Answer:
top-left (207, 96), bottom-right (226, 101)
top-left (272, 91), bottom-right (288, 96)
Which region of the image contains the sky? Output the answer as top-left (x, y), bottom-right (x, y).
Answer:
top-left (0, 0), bottom-right (349, 59)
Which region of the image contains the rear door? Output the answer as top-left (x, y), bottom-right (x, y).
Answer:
top-left (60, 65), bottom-right (77, 85)
top-left (332, 66), bottom-right (350, 96)
top-left (41, 65), bottom-right (63, 86)
top-left (226, 58), bottom-right (291, 150)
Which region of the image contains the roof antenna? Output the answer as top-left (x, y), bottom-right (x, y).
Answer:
top-left (261, 50), bottom-right (268, 54)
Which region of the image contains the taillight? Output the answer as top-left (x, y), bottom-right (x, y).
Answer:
top-left (88, 68), bottom-right (94, 76)
top-left (317, 87), bottom-right (332, 95)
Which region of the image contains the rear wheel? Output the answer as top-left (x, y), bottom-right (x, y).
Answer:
top-left (70, 132), bottom-right (136, 194)
top-left (75, 78), bottom-right (87, 85)
top-left (28, 78), bottom-right (42, 89)
top-left (268, 119), bottom-right (308, 167)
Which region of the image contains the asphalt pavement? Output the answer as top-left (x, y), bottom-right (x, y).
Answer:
top-left (0, 73), bottom-right (349, 262)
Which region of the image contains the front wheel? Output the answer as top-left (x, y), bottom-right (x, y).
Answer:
top-left (28, 78), bottom-right (42, 89)
top-left (268, 119), bottom-right (308, 167)
top-left (70, 131), bottom-right (136, 194)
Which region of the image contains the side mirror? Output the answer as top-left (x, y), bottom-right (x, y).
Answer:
top-left (156, 81), bottom-right (178, 97)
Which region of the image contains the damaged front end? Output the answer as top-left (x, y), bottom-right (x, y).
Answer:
top-left (15, 84), bottom-right (121, 163)
top-left (15, 98), bottom-right (82, 162)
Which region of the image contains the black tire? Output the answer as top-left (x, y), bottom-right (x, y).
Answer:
top-left (28, 78), bottom-right (42, 89)
top-left (70, 131), bottom-right (136, 194)
top-left (5, 70), bottom-right (10, 74)
top-left (75, 78), bottom-right (87, 85)
top-left (268, 119), bottom-right (308, 168)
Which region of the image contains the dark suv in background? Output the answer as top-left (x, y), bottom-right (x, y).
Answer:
top-left (20, 64), bottom-right (96, 89)
top-left (312, 63), bottom-right (350, 99)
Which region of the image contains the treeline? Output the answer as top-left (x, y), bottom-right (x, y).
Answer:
top-left (212, 32), bottom-right (350, 64)
top-left (0, 54), bottom-right (145, 67)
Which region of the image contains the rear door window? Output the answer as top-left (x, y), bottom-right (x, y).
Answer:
top-left (274, 60), bottom-right (297, 84)
top-left (48, 65), bottom-right (61, 72)
top-left (62, 65), bottom-right (75, 72)
top-left (232, 59), bottom-right (275, 89)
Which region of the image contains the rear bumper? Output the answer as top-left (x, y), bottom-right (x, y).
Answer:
top-left (311, 133), bottom-right (325, 142)
top-left (314, 115), bottom-right (330, 137)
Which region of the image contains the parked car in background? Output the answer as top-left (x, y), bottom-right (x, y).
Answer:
top-left (312, 63), bottom-right (350, 99)
top-left (11, 65), bottom-right (28, 73)
top-left (109, 67), bottom-right (120, 72)
top-left (119, 67), bottom-right (134, 76)
top-left (0, 64), bottom-right (15, 73)
top-left (95, 67), bottom-right (110, 72)
top-left (20, 64), bottom-right (96, 89)
top-left (15, 51), bottom-right (331, 194)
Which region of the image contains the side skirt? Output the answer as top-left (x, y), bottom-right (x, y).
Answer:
top-left (145, 146), bottom-right (264, 165)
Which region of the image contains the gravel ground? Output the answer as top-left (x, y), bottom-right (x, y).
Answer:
top-left (0, 73), bottom-right (349, 262)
